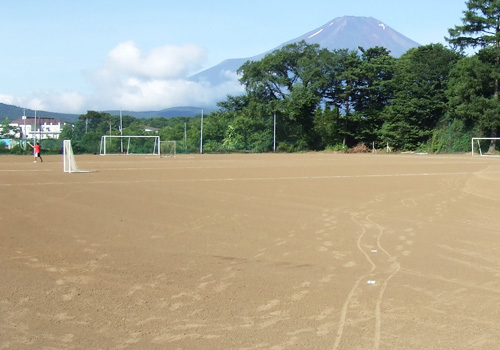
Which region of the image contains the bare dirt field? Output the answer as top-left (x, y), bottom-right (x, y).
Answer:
top-left (1, 152), bottom-right (500, 349)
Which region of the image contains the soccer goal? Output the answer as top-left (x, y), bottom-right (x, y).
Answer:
top-left (471, 137), bottom-right (500, 157)
top-left (99, 135), bottom-right (160, 155)
top-left (63, 140), bottom-right (94, 173)
top-left (159, 141), bottom-right (176, 158)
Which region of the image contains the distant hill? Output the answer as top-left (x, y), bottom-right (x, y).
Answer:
top-left (189, 16), bottom-right (420, 86)
top-left (0, 103), bottom-right (210, 123)
top-left (0, 103), bottom-right (79, 122)
top-left (103, 107), bottom-right (210, 119)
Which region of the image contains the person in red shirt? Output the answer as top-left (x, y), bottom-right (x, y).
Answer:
top-left (28, 142), bottom-right (43, 163)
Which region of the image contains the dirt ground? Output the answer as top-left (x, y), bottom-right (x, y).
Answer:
top-left (1, 152), bottom-right (500, 349)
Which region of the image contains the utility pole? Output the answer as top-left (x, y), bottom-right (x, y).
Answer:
top-left (199, 109), bottom-right (204, 154)
top-left (273, 112), bottom-right (276, 152)
top-left (22, 109), bottom-right (27, 149)
top-left (34, 109), bottom-right (37, 144)
top-left (184, 122), bottom-right (187, 153)
top-left (120, 110), bottom-right (123, 153)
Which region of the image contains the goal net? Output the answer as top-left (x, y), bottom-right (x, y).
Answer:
top-left (471, 137), bottom-right (500, 157)
top-left (63, 140), bottom-right (94, 173)
top-left (159, 141), bottom-right (176, 158)
top-left (99, 135), bottom-right (160, 155)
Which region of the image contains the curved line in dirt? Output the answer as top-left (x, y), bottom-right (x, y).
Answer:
top-left (332, 213), bottom-right (376, 350)
top-left (353, 214), bottom-right (377, 273)
top-left (332, 275), bottom-right (365, 350)
top-left (373, 265), bottom-right (400, 349)
top-left (366, 213), bottom-right (401, 350)
top-left (370, 178), bottom-right (463, 349)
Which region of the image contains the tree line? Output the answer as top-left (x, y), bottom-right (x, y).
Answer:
top-left (3, 0), bottom-right (499, 155)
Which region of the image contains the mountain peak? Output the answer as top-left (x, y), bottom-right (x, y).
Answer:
top-left (190, 16), bottom-right (419, 85)
top-left (286, 16), bottom-right (419, 57)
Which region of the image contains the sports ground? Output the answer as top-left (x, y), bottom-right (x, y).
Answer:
top-left (1, 152), bottom-right (500, 349)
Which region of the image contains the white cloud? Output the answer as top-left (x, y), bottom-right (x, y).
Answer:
top-left (49, 92), bottom-right (86, 113)
top-left (107, 41), bottom-right (207, 80)
top-left (82, 41), bottom-right (243, 111)
top-left (81, 76), bottom-right (244, 112)
top-left (0, 94), bottom-right (18, 106)
top-left (0, 92), bottom-right (86, 114)
top-left (1, 41), bottom-right (244, 114)
top-left (0, 94), bottom-right (45, 113)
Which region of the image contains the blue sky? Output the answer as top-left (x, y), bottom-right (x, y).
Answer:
top-left (1, 0), bottom-right (467, 114)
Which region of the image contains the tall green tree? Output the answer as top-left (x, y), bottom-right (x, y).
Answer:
top-left (381, 44), bottom-right (460, 150)
top-left (238, 41), bottom-right (328, 148)
top-left (76, 111), bottom-right (112, 137)
top-left (313, 106), bottom-right (343, 149)
top-left (211, 94), bottom-right (273, 152)
top-left (447, 50), bottom-right (500, 138)
top-left (447, 0), bottom-right (500, 51)
top-left (58, 124), bottom-right (75, 140)
top-left (0, 120), bottom-right (20, 138)
top-left (447, 0), bottom-right (500, 150)
top-left (322, 49), bottom-right (361, 146)
top-left (352, 47), bottom-right (396, 144)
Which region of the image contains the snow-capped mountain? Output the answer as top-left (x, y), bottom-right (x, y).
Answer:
top-left (287, 16), bottom-right (419, 56)
top-left (189, 16), bottom-right (420, 86)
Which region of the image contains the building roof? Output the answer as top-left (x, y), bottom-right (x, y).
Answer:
top-left (10, 116), bottom-right (61, 125)
top-left (144, 125), bottom-right (160, 132)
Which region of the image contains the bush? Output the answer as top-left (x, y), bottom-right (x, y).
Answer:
top-left (40, 139), bottom-right (63, 154)
top-left (202, 140), bottom-right (227, 153)
top-left (427, 119), bottom-right (474, 153)
top-left (276, 143), bottom-right (294, 153)
top-left (74, 132), bottom-right (101, 154)
top-left (9, 144), bottom-right (28, 155)
top-left (325, 144), bottom-right (348, 152)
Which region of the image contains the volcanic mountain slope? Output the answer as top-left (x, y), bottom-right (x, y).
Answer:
top-left (189, 16), bottom-right (420, 86)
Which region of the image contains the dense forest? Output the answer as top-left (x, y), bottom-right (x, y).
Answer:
top-left (3, 0), bottom-right (500, 155)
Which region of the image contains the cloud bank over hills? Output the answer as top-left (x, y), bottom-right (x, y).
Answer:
top-left (82, 41), bottom-right (241, 111)
top-left (1, 41), bottom-right (241, 114)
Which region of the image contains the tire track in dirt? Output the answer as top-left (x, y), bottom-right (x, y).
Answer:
top-left (331, 175), bottom-right (470, 349)
top-left (332, 208), bottom-right (400, 350)
top-left (366, 213), bottom-right (401, 350)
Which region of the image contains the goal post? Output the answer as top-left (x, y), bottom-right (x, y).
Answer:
top-left (63, 140), bottom-right (94, 173)
top-left (159, 140), bottom-right (176, 158)
top-left (471, 137), bottom-right (500, 157)
top-left (100, 135), bottom-right (160, 155)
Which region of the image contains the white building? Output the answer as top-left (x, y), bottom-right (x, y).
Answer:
top-left (9, 116), bottom-right (64, 140)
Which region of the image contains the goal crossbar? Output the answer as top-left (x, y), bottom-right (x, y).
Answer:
top-left (100, 135), bottom-right (160, 155)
